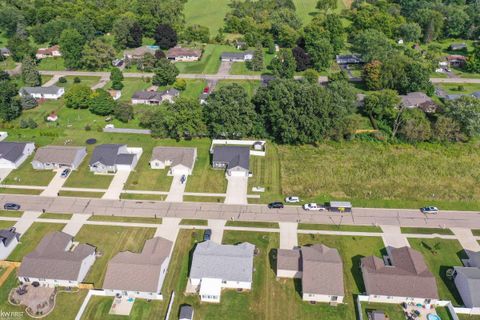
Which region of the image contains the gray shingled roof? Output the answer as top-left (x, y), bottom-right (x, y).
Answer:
top-left (89, 144), bottom-right (126, 166)
top-left (221, 52), bottom-right (253, 60)
top-left (0, 142), bottom-right (29, 162)
top-left (103, 237), bottom-right (173, 293)
top-left (179, 305), bottom-right (193, 320)
top-left (0, 48), bottom-right (10, 55)
top-left (132, 91), bottom-right (164, 101)
top-left (361, 247), bottom-right (439, 299)
top-left (400, 92), bottom-right (433, 107)
top-left (472, 91), bottom-right (480, 99)
top-left (150, 147), bottom-right (196, 169)
top-left (18, 232), bottom-right (95, 281)
top-left (454, 266), bottom-right (480, 307)
top-left (0, 228), bottom-right (20, 247)
top-left (213, 146), bottom-right (250, 171)
top-left (33, 146), bottom-right (86, 165)
top-left (277, 248), bottom-right (301, 271)
top-left (190, 241), bottom-right (255, 282)
top-left (21, 86), bottom-right (62, 95)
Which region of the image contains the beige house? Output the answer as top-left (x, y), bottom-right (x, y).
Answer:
top-left (31, 146), bottom-right (87, 170)
top-left (149, 147), bottom-right (197, 176)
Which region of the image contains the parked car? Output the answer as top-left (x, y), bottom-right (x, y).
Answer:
top-left (303, 203), bottom-right (326, 211)
top-left (60, 168), bottom-right (71, 178)
top-left (268, 202), bottom-right (284, 209)
top-left (285, 196), bottom-right (300, 203)
top-left (421, 206), bottom-right (439, 214)
top-left (4, 203), bottom-right (20, 210)
top-left (180, 175), bottom-right (187, 184)
top-left (203, 229), bottom-right (212, 241)
top-left (203, 86), bottom-right (209, 93)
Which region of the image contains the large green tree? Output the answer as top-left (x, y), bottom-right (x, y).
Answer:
top-left (444, 96), bottom-right (480, 138)
top-left (89, 89), bottom-right (116, 115)
top-left (152, 59), bottom-right (179, 86)
top-left (64, 85), bottom-right (92, 109)
top-left (269, 49), bottom-right (296, 79)
top-left (0, 76), bottom-right (22, 121)
top-left (21, 56), bottom-right (41, 87)
top-left (59, 29), bottom-right (86, 69)
top-left (81, 38), bottom-right (116, 70)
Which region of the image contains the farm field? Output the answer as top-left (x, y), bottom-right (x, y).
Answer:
top-left (184, 0), bottom-right (230, 36)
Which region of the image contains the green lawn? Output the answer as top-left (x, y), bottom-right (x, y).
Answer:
top-left (401, 227), bottom-right (454, 235)
top-left (0, 220), bottom-right (15, 229)
top-left (0, 57), bottom-right (16, 70)
top-left (8, 222), bottom-right (66, 261)
top-left (121, 193), bottom-right (166, 201)
top-left (88, 215), bottom-right (162, 224)
top-left (57, 76), bottom-right (102, 90)
top-left (39, 213), bottom-right (73, 220)
top-left (81, 296), bottom-right (165, 320)
top-left (438, 83), bottom-right (480, 95)
top-left (175, 44), bottom-right (234, 74)
top-left (298, 223), bottom-right (382, 233)
top-left (184, 0), bottom-right (230, 36)
top-left (181, 79), bottom-right (207, 99)
top-left (3, 156), bottom-right (56, 186)
top-left (294, 0), bottom-right (348, 25)
top-left (0, 210), bottom-right (23, 218)
top-left (59, 191), bottom-right (104, 198)
top-left (63, 152), bottom-right (113, 189)
top-left (0, 188), bottom-right (42, 195)
top-left (179, 219), bottom-right (208, 226)
top-left (225, 221), bottom-right (279, 228)
top-left (37, 57), bottom-right (65, 71)
top-left (216, 80), bottom-right (261, 98)
top-left (228, 50), bottom-right (275, 75)
top-left (182, 195), bottom-right (225, 202)
top-left (409, 238), bottom-right (467, 306)
top-left (74, 225), bottom-right (156, 287)
top-left (361, 302), bottom-right (406, 320)
top-left (472, 229), bottom-right (480, 236)
top-left (112, 77), bottom-right (151, 102)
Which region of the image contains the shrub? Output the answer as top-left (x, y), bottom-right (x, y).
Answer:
top-left (73, 77), bottom-right (81, 83)
top-left (58, 77), bottom-right (67, 84)
top-left (84, 124), bottom-right (91, 131)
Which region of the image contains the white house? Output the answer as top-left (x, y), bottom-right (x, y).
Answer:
top-left (0, 227), bottom-right (20, 260)
top-left (220, 52), bottom-right (254, 62)
top-left (166, 47), bottom-right (202, 62)
top-left (277, 244), bottom-right (345, 304)
top-left (188, 241), bottom-right (255, 303)
top-left (35, 45), bottom-right (61, 59)
top-left (150, 147), bottom-right (197, 176)
top-left (212, 146), bottom-right (250, 177)
top-left (17, 232), bottom-right (96, 287)
top-left (89, 144), bottom-right (141, 173)
top-left (103, 237), bottom-right (173, 300)
top-left (0, 141), bottom-right (35, 169)
top-left (19, 86), bottom-right (65, 100)
top-left (453, 251), bottom-right (480, 313)
top-left (31, 146), bottom-right (87, 170)
top-left (131, 89), bottom-right (180, 105)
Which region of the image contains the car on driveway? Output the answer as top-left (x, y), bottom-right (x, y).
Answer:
top-left (285, 196), bottom-right (300, 203)
top-left (4, 203), bottom-right (20, 210)
top-left (180, 175), bottom-right (187, 184)
top-left (303, 203), bottom-right (326, 211)
top-left (60, 168), bottom-right (71, 178)
top-left (268, 202), bottom-right (284, 209)
top-left (421, 206), bottom-right (439, 214)
top-left (203, 229), bottom-right (212, 241)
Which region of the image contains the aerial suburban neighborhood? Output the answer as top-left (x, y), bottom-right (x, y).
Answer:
top-left (0, 0), bottom-right (480, 320)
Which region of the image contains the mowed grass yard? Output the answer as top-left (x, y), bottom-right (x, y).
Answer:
top-left (184, 0), bottom-right (230, 36)
top-left (248, 144), bottom-right (282, 203)
top-left (175, 44), bottom-right (234, 74)
top-left (3, 155), bottom-right (56, 186)
top-left (279, 141), bottom-right (480, 210)
top-left (81, 296), bottom-right (165, 320)
top-left (74, 225), bottom-right (156, 287)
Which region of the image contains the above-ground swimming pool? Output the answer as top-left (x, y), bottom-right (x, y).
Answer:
top-left (427, 314), bottom-right (441, 320)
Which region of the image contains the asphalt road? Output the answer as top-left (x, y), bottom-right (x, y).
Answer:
top-left (2, 193), bottom-right (480, 229)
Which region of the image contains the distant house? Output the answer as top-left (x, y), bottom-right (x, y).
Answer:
top-left (108, 89), bottom-right (121, 101)
top-left (446, 55), bottom-right (467, 68)
top-left (31, 146), bottom-right (87, 170)
top-left (19, 86), bottom-right (65, 100)
top-left (124, 46), bottom-right (158, 60)
top-left (0, 141), bottom-right (35, 169)
top-left (335, 54), bottom-right (363, 65)
top-left (472, 92), bottom-right (480, 99)
top-left (220, 52), bottom-right (254, 62)
top-left (235, 41), bottom-right (247, 50)
top-left (179, 305), bottom-right (194, 320)
top-left (0, 227), bottom-right (20, 260)
top-left (188, 241), bottom-right (255, 303)
top-left (453, 251), bottom-right (480, 310)
top-left (400, 92), bottom-right (438, 113)
top-left (35, 45), bottom-right (61, 59)
top-left (0, 48), bottom-right (10, 57)
top-left (166, 47), bottom-right (202, 62)
top-left (361, 246), bottom-right (439, 304)
top-left (18, 231), bottom-right (96, 287)
top-left (444, 94), bottom-right (464, 101)
top-left (150, 147), bottom-right (197, 176)
top-left (212, 146), bottom-right (250, 177)
top-left (277, 244), bottom-right (344, 303)
top-left (103, 237), bottom-right (173, 300)
top-left (449, 43), bottom-right (467, 51)
top-left (131, 89), bottom-right (180, 105)
top-left (89, 144), bottom-right (141, 173)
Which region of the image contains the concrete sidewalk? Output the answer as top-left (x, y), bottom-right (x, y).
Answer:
top-left (102, 171), bottom-right (130, 200)
top-left (154, 217), bottom-right (181, 241)
top-left (279, 222), bottom-right (298, 249)
top-left (62, 213), bottom-right (90, 236)
top-left (208, 219), bottom-right (226, 243)
top-left (165, 175), bottom-right (186, 202)
top-left (40, 170), bottom-right (67, 197)
top-left (13, 211), bottom-right (42, 235)
top-left (451, 228), bottom-right (480, 252)
top-left (380, 225), bottom-right (410, 249)
top-left (42, 75), bottom-right (60, 87)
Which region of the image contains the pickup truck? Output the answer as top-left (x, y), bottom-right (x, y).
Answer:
top-left (303, 203), bottom-right (326, 211)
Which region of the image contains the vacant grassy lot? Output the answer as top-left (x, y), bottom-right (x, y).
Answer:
top-left (81, 296), bottom-right (165, 320)
top-left (247, 144), bottom-right (282, 203)
top-left (75, 225), bottom-right (156, 287)
top-left (298, 223), bottom-right (382, 233)
top-left (3, 156), bottom-right (55, 186)
top-left (88, 215), bottom-right (162, 224)
top-left (37, 57), bottom-right (65, 71)
top-left (57, 76), bottom-right (101, 90)
top-left (409, 238), bottom-right (467, 305)
top-left (401, 227), bottom-right (454, 235)
top-left (280, 141), bottom-right (480, 210)
top-left (8, 222), bottom-right (65, 261)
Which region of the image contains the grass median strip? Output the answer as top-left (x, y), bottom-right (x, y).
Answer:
top-left (88, 215), bottom-right (162, 224)
top-left (39, 213), bottom-right (73, 220)
top-left (401, 227), bottom-right (454, 235)
top-left (0, 210), bottom-right (23, 218)
top-left (225, 221), bottom-right (279, 229)
top-left (298, 223), bottom-right (382, 233)
top-left (180, 219), bottom-right (208, 226)
top-left (59, 191), bottom-right (104, 198)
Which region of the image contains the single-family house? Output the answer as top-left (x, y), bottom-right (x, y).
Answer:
top-left (150, 147), bottom-right (197, 176)
top-left (166, 47), bottom-right (202, 62)
top-left (35, 45), bottom-right (61, 59)
top-left (277, 244), bottom-right (344, 303)
top-left (400, 92), bottom-right (438, 113)
top-left (0, 227), bottom-right (20, 260)
top-left (361, 246), bottom-right (439, 304)
top-left (212, 146), bottom-right (250, 177)
top-left (31, 146), bottom-right (87, 170)
top-left (103, 237), bottom-right (173, 300)
top-left (453, 251), bottom-right (480, 311)
top-left (0, 141), bottom-right (35, 169)
top-left (131, 89), bottom-right (180, 105)
top-left (446, 55), bottom-right (467, 68)
top-left (124, 46), bottom-right (158, 60)
top-left (17, 231), bottom-right (96, 287)
top-left (0, 48), bottom-right (10, 57)
top-left (336, 54), bottom-right (363, 65)
top-left (108, 89), bottom-right (121, 101)
top-left (19, 86), bottom-right (65, 100)
top-left (89, 144), bottom-right (140, 173)
top-left (472, 92), bottom-right (480, 99)
top-left (220, 52), bottom-right (254, 62)
top-left (189, 241), bottom-right (255, 303)
top-left (179, 305), bottom-right (194, 320)
top-left (449, 43), bottom-right (467, 51)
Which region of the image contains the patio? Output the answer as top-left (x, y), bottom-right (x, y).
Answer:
top-left (9, 284), bottom-right (56, 317)
top-left (403, 303), bottom-right (438, 320)
top-left (109, 295), bottom-right (135, 316)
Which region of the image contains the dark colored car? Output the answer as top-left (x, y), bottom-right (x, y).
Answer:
top-left (60, 168), bottom-right (71, 178)
top-left (268, 202), bottom-right (284, 209)
top-left (204, 229), bottom-right (212, 241)
top-left (180, 175), bottom-right (187, 184)
top-left (4, 203), bottom-right (21, 210)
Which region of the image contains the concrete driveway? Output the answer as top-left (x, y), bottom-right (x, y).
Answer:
top-left (154, 217), bottom-right (181, 242)
top-left (208, 219), bottom-right (226, 244)
top-left (224, 176), bottom-right (248, 205)
top-left (13, 211), bottom-right (42, 234)
top-left (40, 169), bottom-right (68, 197)
top-left (217, 61), bottom-right (233, 76)
top-left (451, 228), bottom-right (480, 251)
top-left (0, 168), bottom-right (13, 183)
top-left (165, 175), bottom-right (187, 202)
top-left (62, 213), bottom-right (90, 236)
top-left (279, 222), bottom-right (298, 249)
top-left (102, 170), bottom-right (131, 200)
top-left (380, 225), bottom-right (410, 251)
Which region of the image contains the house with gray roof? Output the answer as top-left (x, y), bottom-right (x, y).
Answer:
top-left (32, 146), bottom-right (87, 170)
top-left (0, 48), bottom-right (10, 57)
top-left (150, 147), bottom-right (197, 176)
top-left (18, 231), bottom-right (96, 287)
top-left (89, 144), bottom-right (141, 173)
top-left (472, 92), bottom-right (480, 99)
top-left (212, 146), bottom-right (250, 177)
top-left (400, 92), bottom-right (438, 113)
top-left (131, 89), bottom-right (180, 105)
top-left (123, 46), bottom-right (158, 60)
top-left (0, 141), bottom-right (35, 169)
top-left (167, 47), bottom-right (202, 62)
top-left (454, 251), bottom-right (480, 311)
top-left (103, 237), bottom-right (173, 300)
top-left (179, 305), bottom-right (194, 320)
top-left (0, 227), bottom-right (20, 260)
top-left (277, 244), bottom-right (344, 303)
top-left (188, 241), bottom-right (255, 303)
top-left (221, 51), bottom-right (254, 62)
top-left (361, 246), bottom-right (439, 304)
top-left (19, 86), bottom-right (64, 100)
top-left (336, 54), bottom-right (363, 65)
